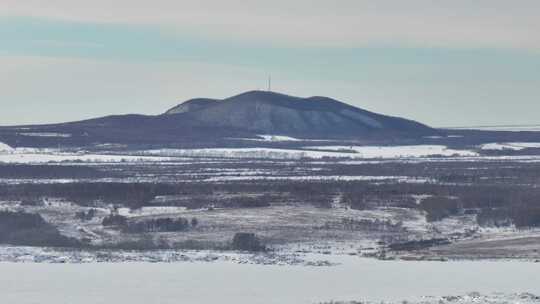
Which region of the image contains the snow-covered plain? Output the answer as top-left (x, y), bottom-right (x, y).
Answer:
top-left (12, 142), bottom-right (540, 164)
top-left (0, 148), bottom-right (173, 164)
top-left (328, 293), bottom-right (540, 304)
top-left (141, 145), bottom-right (478, 160)
top-left (203, 175), bottom-right (433, 183)
top-left (305, 145), bottom-right (478, 158)
top-left (141, 147), bottom-right (347, 159)
top-left (480, 142), bottom-right (540, 151)
top-left (0, 258), bottom-right (539, 304)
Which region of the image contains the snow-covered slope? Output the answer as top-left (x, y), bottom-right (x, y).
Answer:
top-left (0, 142), bottom-right (14, 152)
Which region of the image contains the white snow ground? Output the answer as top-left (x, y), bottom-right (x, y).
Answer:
top-left (0, 148), bottom-right (173, 164)
top-left (328, 293), bottom-right (540, 304)
top-left (303, 145), bottom-right (478, 158)
top-left (141, 145), bottom-right (477, 160)
top-left (480, 142), bottom-right (540, 151)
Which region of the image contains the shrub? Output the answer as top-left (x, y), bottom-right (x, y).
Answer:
top-left (231, 233), bottom-right (265, 252)
top-left (420, 196), bottom-right (461, 222)
top-left (102, 214), bottom-right (128, 227)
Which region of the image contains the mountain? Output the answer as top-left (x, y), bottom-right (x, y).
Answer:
top-left (163, 91), bottom-right (435, 138)
top-left (0, 91), bottom-right (438, 148)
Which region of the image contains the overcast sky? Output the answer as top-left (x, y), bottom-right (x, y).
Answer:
top-left (1, 0), bottom-right (539, 127)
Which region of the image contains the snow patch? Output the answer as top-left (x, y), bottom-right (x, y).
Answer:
top-left (257, 134), bottom-right (301, 142)
top-left (20, 132), bottom-right (71, 138)
top-left (117, 206), bottom-right (189, 217)
top-left (203, 175), bottom-right (433, 183)
top-left (230, 135), bottom-right (332, 142)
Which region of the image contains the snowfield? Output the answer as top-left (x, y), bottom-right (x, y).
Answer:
top-left (141, 145), bottom-right (478, 160)
top-left (11, 143), bottom-right (540, 164)
top-left (0, 257), bottom-right (539, 304)
top-left (479, 142), bottom-right (540, 151)
top-left (327, 293), bottom-right (540, 304)
top-left (203, 175), bottom-right (433, 183)
top-left (305, 145), bottom-right (478, 158)
top-left (142, 147), bottom-right (345, 159)
top-left (0, 148), bottom-right (173, 164)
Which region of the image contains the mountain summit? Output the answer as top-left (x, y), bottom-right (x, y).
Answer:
top-left (164, 91), bottom-right (434, 138)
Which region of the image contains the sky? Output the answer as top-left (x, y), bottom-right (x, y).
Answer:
top-left (0, 1), bottom-right (539, 127)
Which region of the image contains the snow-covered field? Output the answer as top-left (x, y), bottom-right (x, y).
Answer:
top-left (0, 257), bottom-right (538, 304)
top-left (328, 293), bottom-right (540, 304)
top-left (0, 147), bottom-right (173, 164)
top-left (305, 145), bottom-right (478, 158)
top-left (140, 145), bottom-right (478, 160)
top-left (480, 142), bottom-right (540, 151)
top-left (203, 175), bottom-right (433, 183)
top-left (7, 142), bottom-right (540, 164)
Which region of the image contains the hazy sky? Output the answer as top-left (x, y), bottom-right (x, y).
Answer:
top-left (1, 0), bottom-right (539, 127)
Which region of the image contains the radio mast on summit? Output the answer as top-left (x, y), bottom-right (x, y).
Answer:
top-left (267, 75), bottom-right (272, 92)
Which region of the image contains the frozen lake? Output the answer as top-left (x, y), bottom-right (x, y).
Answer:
top-left (1, 256), bottom-right (539, 304)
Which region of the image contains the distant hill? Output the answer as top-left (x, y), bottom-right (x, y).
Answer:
top-left (0, 91), bottom-right (438, 148)
top-left (163, 91), bottom-right (435, 138)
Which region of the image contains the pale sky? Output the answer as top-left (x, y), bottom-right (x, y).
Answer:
top-left (1, 0), bottom-right (539, 127)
